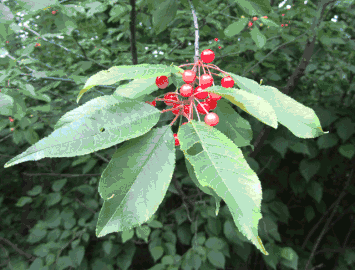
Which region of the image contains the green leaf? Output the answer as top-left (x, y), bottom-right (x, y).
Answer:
top-left (150, 246), bottom-right (164, 262)
top-left (269, 136), bottom-right (289, 158)
top-left (307, 181), bottom-right (323, 203)
top-left (77, 64), bottom-right (181, 103)
top-left (17, 0), bottom-right (56, 13)
top-left (44, 209), bottom-right (61, 228)
top-left (234, 0), bottom-right (271, 16)
top-left (86, 1), bottom-right (108, 17)
top-left (335, 117), bottom-right (355, 142)
top-left (103, 241), bottom-right (113, 255)
top-left (0, 3), bottom-right (14, 23)
top-left (289, 141), bottom-right (311, 156)
top-left (179, 121), bottom-right (268, 255)
top-left (205, 237), bottom-right (227, 251)
top-left (338, 144), bottom-right (355, 159)
top-left (24, 127), bottom-right (39, 145)
top-left (4, 95), bottom-right (160, 168)
top-left (121, 229), bottom-right (134, 243)
top-left (113, 77), bottom-right (161, 99)
top-left (68, 246), bottom-right (85, 267)
top-left (279, 247), bottom-right (298, 270)
top-left (260, 17), bottom-right (280, 28)
top-left (96, 126), bottom-right (175, 237)
top-left (231, 74), bottom-right (328, 138)
top-left (57, 256), bottom-right (73, 270)
top-left (207, 250), bottom-right (225, 269)
top-left (259, 216), bottom-right (281, 242)
top-left (52, 179), bottom-right (67, 192)
top-left (305, 206), bottom-right (315, 222)
top-left (250, 26), bottom-right (267, 48)
top-left (0, 93), bottom-right (14, 115)
top-left (212, 99), bottom-right (253, 148)
top-left (207, 86), bottom-right (278, 129)
top-left (152, 0), bottom-right (178, 35)
top-left (46, 192), bottom-right (62, 207)
top-left (136, 225), bottom-right (151, 243)
top-left (16, 196), bottom-right (32, 207)
top-left (28, 258), bottom-right (43, 270)
top-left (299, 159), bottom-right (320, 183)
top-left (27, 185), bottom-right (42, 196)
top-left (317, 133), bottom-right (339, 149)
top-left (224, 18), bottom-right (248, 37)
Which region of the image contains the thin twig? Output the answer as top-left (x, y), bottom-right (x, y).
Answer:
top-left (304, 169), bottom-right (354, 270)
top-left (0, 237), bottom-right (36, 262)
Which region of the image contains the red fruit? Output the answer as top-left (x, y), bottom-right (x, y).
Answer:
top-left (205, 98), bottom-right (217, 110)
top-left (252, 17), bottom-right (258, 21)
top-left (205, 113), bottom-right (219, 126)
top-left (6, 41), bottom-right (9, 44)
top-left (182, 122), bottom-right (188, 125)
top-left (285, 24), bottom-right (288, 26)
top-left (156, 76), bottom-right (169, 89)
top-left (145, 100), bottom-right (156, 107)
top-left (214, 38), bottom-right (218, 42)
top-left (174, 133), bottom-right (180, 146)
top-left (282, 14), bottom-right (285, 16)
top-left (197, 102), bottom-right (210, 115)
top-left (182, 70), bottom-right (196, 83)
top-left (200, 49), bottom-right (215, 63)
top-left (248, 21), bottom-right (253, 27)
top-left (9, 117), bottom-right (14, 122)
top-left (262, 16), bottom-right (268, 19)
top-left (218, 46), bottom-right (222, 49)
top-left (208, 92), bottom-right (222, 100)
top-left (183, 105), bottom-right (192, 116)
top-left (180, 84), bottom-right (194, 97)
top-left (10, 128), bottom-right (14, 132)
top-left (52, 11), bottom-right (56, 14)
top-left (200, 74), bottom-right (213, 89)
top-left (164, 93), bottom-right (179, 106)
top-left (221, 76), bottom-right (234, 88)
top-left (281, 24), bottom-right (284, 27)
top-left (172, 103), bottom-right (181, 115)
top-left (194, 86), bottom-right (208, 99)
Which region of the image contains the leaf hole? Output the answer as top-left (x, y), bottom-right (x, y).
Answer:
top-left (186, 143), bottom-right (204, 156)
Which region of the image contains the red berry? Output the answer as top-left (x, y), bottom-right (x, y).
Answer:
top-left (248, 21), bottom-right (253, 27)
top-left (205, 113), bottom-right (219, 126)
top-left (180, 84), bottom-right (194, 97)
top-left (182, 70), bottom-right (196, 83)
top-left (262, 16), bottom-right (268, 19)
top-left (156, 76), bottom-right (169, 89)
top-left (252, 17), bottom-right (258, 21)
top-left (174, 133), bottom-right (180, 146)
top-left (200, 49), bottom-right (215, 63)
top-left (194, 86), bottom-right (208, 99)
top-left (172, 103), bottom-right (181, 115)
top-left (151, 100), bottom-right (156, 107)
top-left (282, 14), bottom-right (285, 16)
top-left (214, 38), bottom-right (218, 42)
top-left (285, 24), bottom-right (288, 26)
top-left (205, 98), bottom-right (217, 110)
top-left (164, 93), bottom-right (179, 106)
top-left (197, 102), bottom-right (210, 115)
top-left (9, 117), bottom-right (14, 122)
top-left (52, 11), bottom-right (56, 15)
top-left (218, 46), bottom-right (222, 49)
top-left (182, 122), bottom-right (188, 125)
top-left (6, 41), bottom-right (9, 44)
top-left (208, 92), bottom-right (222, 100)
top-left (281, 24), bottom-right (284, 27)
top-left (221, 76), bottom-right (234, 88)
top-left (183, 105), bottom-right (192, 116)
top-left (200, 74), bottom-right (213, 89)
top-left (10, 128), bottom-right (14, 131)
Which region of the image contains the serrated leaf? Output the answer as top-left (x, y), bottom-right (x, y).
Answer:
top-left (152, 0), bottom-right (178, 35)
top-left (212, 99), bottom-right (253, 148)
top-left (178, 121), bottom-right (268, 255)
top-left (207, 86), bottom-right (278, 129)
top-left (224, 18), bottom-right (248, 37)
top-left (250, 26), bottom-right (266, 48)
top-left (77, 64), bottom-right (181, 103)
top-left (4, 95), bottom-right (160, 168)
top-left (231, 74), bottom-right (328, 138)
top-left (96, 126), bottom-right (175, 237)
top-left (299, 159), bottom-right (320, 183)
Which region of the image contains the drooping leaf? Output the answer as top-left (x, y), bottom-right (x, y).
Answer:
top-left (4, 95), bottom-right (160, 168)
top-left (206, 86), bottom-right (278, 129)
top-left (178, 120), bottom-right (268, 255)
top-left (77, 64), bottom-right (182, 103)
top-left (231, 74), bottom-right (328, 138)
top-left (0, 93), bottom-right (14, 115)
top-left (96, 126), bottom-right (175, 237)
top-left (299, 159), bottom-right (321, 182)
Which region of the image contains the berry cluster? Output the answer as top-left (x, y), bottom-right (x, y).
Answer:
top-left (150, 49), bottom-right (236, 146)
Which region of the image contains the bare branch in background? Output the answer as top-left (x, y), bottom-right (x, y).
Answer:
top-left (187, 0), bottom-right (199, 69)
top-left (129, 0), bottom-right (138, 64)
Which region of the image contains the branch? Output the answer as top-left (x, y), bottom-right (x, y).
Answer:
top-left (249, 0), bottom-right (334, 158)
top-left (187, 0), bottom-right (199, 68)
top-left (304, 169), bottom-right (354, 270)
top-left (129, 0), bottom-right (138, 64)
top-left (0, 237), bottom-right (36, 262)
